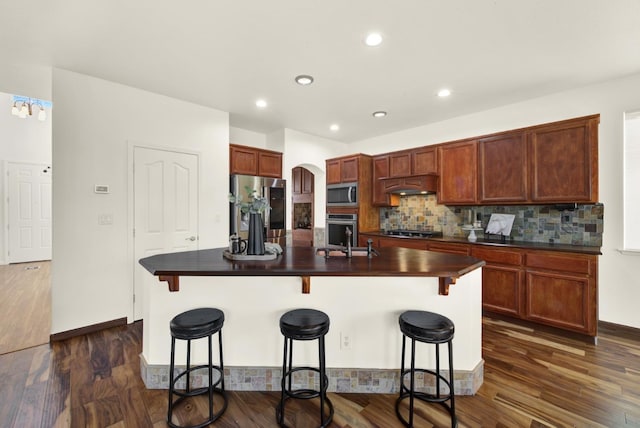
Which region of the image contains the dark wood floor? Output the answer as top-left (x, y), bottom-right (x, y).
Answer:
top-left (1, 316), bottom-right (640, 427)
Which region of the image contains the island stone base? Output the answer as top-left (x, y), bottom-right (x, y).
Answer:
top-left (140, 356), bottom-right (484, 395)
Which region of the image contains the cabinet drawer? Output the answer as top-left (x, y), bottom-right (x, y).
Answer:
top-left (427, 242), bottom-right (470, 255)
top-left (379, 237), bottom-right (427, 250)
top-left (471, 247), bottom-right (523, 266)
top-left (525, 252), bottom-right (594, 275)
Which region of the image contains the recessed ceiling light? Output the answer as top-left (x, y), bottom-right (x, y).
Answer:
top-left (365, 32), bottom-right (383, 47)
top-left (437, 88), bottom-right (451, 97)
top-left (372, 111), bottom-right (387, 118)
top-left (330, 124), bottom-right (340, 131)
top-left (295, 75), bottom-right (314, 85)
top-left (256, 99), bottom-right (267, 108)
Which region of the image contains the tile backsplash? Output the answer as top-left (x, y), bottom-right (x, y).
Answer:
top-left (380, 195), bottom-right (603, 247)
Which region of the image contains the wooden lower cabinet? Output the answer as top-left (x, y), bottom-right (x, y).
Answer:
top-left (426, 241), bottom-right (470, 255)
top-left (524, 251), bottom-right (597, 336)
top-left (358, 235), bottom-right (598, 336)
top-left (474, 246), bottom-right (597, 336)
top-left (379, 237), bottom-right (427, 250)
top-left (358, 234), bottom-right (427, 250)
top-left (472, 247), bottom-right (524, 318)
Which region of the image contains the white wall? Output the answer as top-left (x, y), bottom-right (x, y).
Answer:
top-left (282, 129), bottom-right (348, 230)
top-left (350, 72), bottom-right (640, 329)
top-left (51, 69), bottom-right (229, 334)
top-left (229, 126), bottom-right (266, 148)
top-left (0, 63), bottom-right (52, 102)
top-left (0, 92), bottom-right (52, 264)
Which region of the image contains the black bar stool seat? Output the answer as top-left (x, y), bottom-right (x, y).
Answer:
top-left (396, 310), bottom-right (457, 427)
top-left (168, 308), bottom-right (228, 428)
top-left (276, 308), bottom-right (334, 427)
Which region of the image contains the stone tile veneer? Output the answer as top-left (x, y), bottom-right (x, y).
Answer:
top-left (380, 195), bottom-right (603, 246)
top-left (141, 355), bottom-right (483, 395)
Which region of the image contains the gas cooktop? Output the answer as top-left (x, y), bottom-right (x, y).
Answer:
top-left (383, 229), bottom-right (443, 238)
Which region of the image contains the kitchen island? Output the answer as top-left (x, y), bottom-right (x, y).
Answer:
top-left (138, 246), bottom-right (485, 394)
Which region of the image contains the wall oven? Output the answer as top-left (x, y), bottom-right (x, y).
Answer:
top-left (326, 213), bottom-right (358, 247)
top-left (326, 182), bottom-right (358, 207)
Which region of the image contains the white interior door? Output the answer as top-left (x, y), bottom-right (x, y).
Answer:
top-left (7, 162), bottom-right (52, 263)
top-left (133, 147), bottom-right (199, 320)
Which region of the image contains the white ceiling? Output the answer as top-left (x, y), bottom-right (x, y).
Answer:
top-left (2, 0), bottom-right (640, 142)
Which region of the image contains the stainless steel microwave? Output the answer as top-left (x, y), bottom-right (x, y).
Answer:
top-left (326, 182), bottom-right (358, 206)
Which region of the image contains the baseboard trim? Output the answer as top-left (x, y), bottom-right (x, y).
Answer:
top-left (598, 320), bottom-right (640, 341)
top-left (140, 355), bottom-right (484, 396)
top-left (50, 317), bottom-right (128, 342)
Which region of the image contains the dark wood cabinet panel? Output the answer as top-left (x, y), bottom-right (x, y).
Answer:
top-left (472, 247), bottom-right (524, 317)
top-left (229, 145), bottom-right (259, 176)
top-left (302, 168), bottom-right (313, 194)
top-left (389, 151), bottom-right (412, 177)
top-left (340, 157), bottom-right (359, 183)
top-left (372, 155), bottom-right (399, 207)
top-left (378, 237), bottom-right (428, 250)
top-left (292, 167), bottom-right (314, 195)
top-left (229, 144), bottom-right (282, 178)
top-left (478, 133), bottom-right (528, 203)
top-left (529, 115), bottom-right (599, 203)
top-left (258, 151), bottom-right (282, 178)
top-left (412, 147), bottom-right (437, 175)
top-left (292, 167), bottom-right (302, 193)
top-left (437, 140), bottom-right (478, 205)
top-left (482, 265), bottom-right (523, 317)
top-left (525, 270), bottom-right (594, 334)
top-left (326, 159), bottom-right (341, 184)
top-left (526, 252), bottom-right (593, 275)
top-left (326, 155), bottom-right (360, 184)
top-left (427, 242), bottom-right (470, 255)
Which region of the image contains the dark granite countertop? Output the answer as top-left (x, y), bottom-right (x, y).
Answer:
top-left (360, 231), bottom-right (602, 255)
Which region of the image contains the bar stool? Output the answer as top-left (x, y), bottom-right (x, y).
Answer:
top-left (396, 310), bottom-right (456, 428)
top-left (168, 307), bottom-right (228, 428)
top-left (276, 308), bottom-right (334, 427)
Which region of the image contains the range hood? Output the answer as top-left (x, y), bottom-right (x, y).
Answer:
top-left (383, 174), bottom-right (438, 195)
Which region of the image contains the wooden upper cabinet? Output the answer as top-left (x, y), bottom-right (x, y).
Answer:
top-left (389, 151), bottom-right (412, 177)
top-left (478, 132), bottom-right (528, 203)
top-left (387, 147), bottom-right (437, 177)
top-left (292, 166), bottom-right (314, 195)
top-left (412, 146), bottom-right (437, 175)
top-left (258, 151), bottom-right (282, 178)
top-left (229, 144), bottom-right (282, 178)
top-left (373, 155), bottom-right (398, 206)
top-left (529, 115), bottom-right (599, 203)
top-left (340, 156), bottom-right (359, 182)
top-left (437, 140), bottom-right (478, 205)
top-left (326, 159), bottom-right (341, 184)
top-left (326, 155), bottom-right (359, 184)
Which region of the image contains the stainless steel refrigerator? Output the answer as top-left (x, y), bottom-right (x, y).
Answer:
top-left (229, 175), bottom-right (287, 247)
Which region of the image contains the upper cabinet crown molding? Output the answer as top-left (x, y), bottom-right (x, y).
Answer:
top-left (229, 144), bottom-right (283, 178)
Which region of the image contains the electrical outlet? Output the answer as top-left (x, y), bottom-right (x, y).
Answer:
top-left (340, 332), bottom-right (351, 350)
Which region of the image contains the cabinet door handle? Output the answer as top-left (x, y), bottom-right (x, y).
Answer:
top-left (185, 236), bottom-right (196, 241)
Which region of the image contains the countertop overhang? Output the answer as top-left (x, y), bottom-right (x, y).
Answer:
top-left (139, 246), bottom-right (485, 295)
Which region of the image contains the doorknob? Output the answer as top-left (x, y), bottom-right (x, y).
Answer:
top-left (185, 236), bottom-right (197, 241)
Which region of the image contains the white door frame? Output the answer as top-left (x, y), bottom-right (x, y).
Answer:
top-left (127, 142), bottom-right (201, 321)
